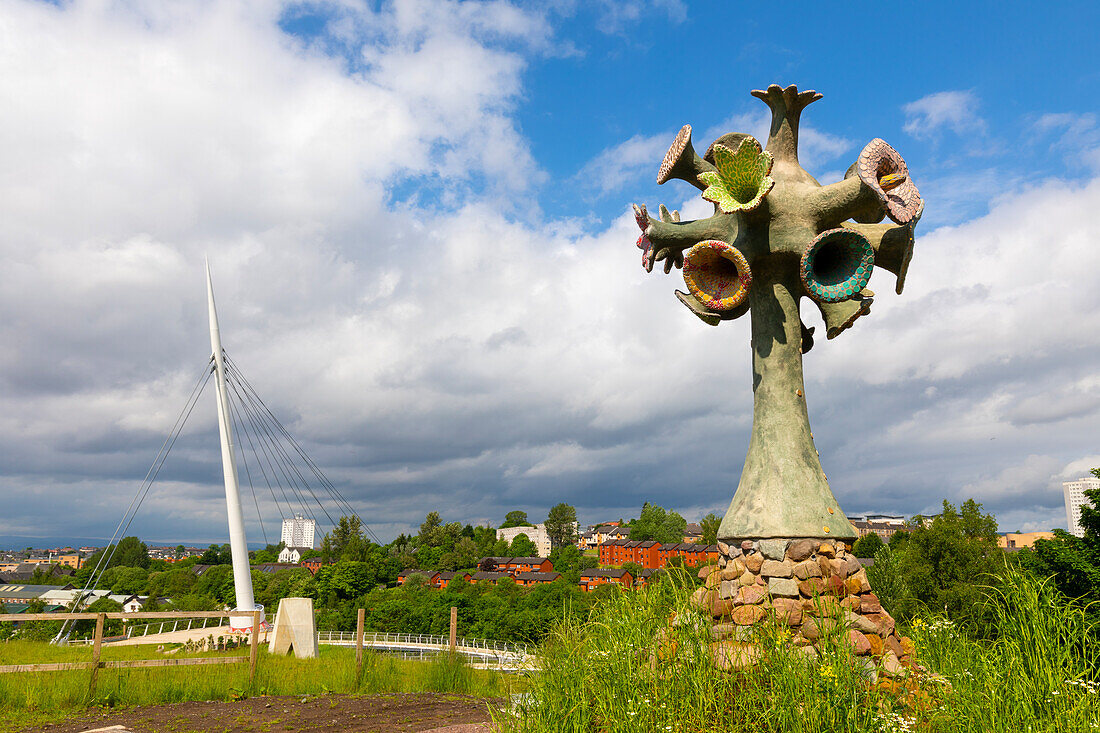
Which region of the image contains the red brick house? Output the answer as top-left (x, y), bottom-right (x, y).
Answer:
top-left (579, 568), bottom-right (633, 591)
top-left (514, 571), bottom-right (561, 587)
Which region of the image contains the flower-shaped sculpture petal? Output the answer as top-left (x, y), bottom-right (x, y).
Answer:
top-left (857, 139), bottom-right (922, 225)
top-left (800, 228), bottom-right (874, 303)
top-left (698, 137), bottom-right (774, 214)
top-left (657, 125), bottom-right (692, 185)
top-left (682, 240), bottom-right (752, 311)
top-left (632, 203), bottom-right (654, 271)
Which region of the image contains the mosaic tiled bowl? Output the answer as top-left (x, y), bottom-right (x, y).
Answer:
top-left (800, 228), bottom-right (874, 303)
top-left (682, 240), bottom-right (752, 311)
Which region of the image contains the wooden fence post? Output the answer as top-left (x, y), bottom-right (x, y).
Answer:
top-left (449, 607), bottom-right (457, 651)
top-left (89, 613), bottom-right (105, 698)
top-left (249, 609), bottom-right (261, 685)
top-left (355, 608), bottom-right (364, 675)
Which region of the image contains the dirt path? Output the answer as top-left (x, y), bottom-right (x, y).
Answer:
top-left (19, 693), bottom-right (500, 733)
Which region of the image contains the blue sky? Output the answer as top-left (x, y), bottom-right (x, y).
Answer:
top-left (0, 0), bottom-right (1098, 546)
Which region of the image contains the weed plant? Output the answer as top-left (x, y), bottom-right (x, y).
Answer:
top-left (498, 566), bottom-right (1100, 733)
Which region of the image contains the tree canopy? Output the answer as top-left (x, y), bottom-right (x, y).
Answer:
top-left (629, 503), bottom-right (687, 544)
top-left (545, 503), bottom-right (577, 549)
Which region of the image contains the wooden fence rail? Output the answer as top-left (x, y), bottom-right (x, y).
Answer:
top-left (0, 609), bottom-right (262, 695)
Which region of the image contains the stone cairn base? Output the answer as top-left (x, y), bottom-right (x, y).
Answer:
top-left (687, 537), bottom-right (915, 678)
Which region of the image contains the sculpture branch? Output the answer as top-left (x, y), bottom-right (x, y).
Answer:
top-left (645, 212), bottom-right (738, 261)
top-left (751, 84), bottom-right (822, 168)
top-left (807, 175), bottom-right (885, 229)
top-left (842, 220), bottom-right (918, 294)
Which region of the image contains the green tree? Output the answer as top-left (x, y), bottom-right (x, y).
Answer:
top-left (630, 503), bottom-right (688, 544)
top-left (322, 516), bottom-right (369, 562)
top-left (251, 542), bottom-right (285, 564)
top-left (501, 511), bottom-right (529, 529)
top-left (79, 536), bottom-right (151, 582)
top-left (509, 534), bottom-right (538, 558)
top-left (28, 566), bottom-right (70, 586)
top-left (1018, 467), bottom-right (1100, 608)
top-left (417, 512), bottom-right (444, 547)
top-left (453, 537), bottom-right (479, 570)
top-left (104, 566), bottom-right (149, 595)
top-left (700, 512), bottom-right (721, 545)
top-left (545, 503), bottom-right (578, 549)
top-left (852, 532), bottom-right (886, 558)
top-left (174, 544), bottom-right (186, 559)
top-left (892, 498), bottom-right (1002, 621)
top-left (199, 544), bottom-right (232, 565)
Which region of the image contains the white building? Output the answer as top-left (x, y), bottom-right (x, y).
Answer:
top-left (278, 546), bottom-right (310, 564)
top-left (497, 524), bottom-right (552, 557)
top-left (281, 514), bottom-right (316, 549)
top-left (1063, 475), bottom-right (1100, 537)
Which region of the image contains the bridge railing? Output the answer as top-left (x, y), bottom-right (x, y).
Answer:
top-left (316, 630), bottom-right (527, 656)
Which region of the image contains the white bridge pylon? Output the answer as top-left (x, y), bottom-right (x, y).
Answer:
top-left (206, 260), bottom-right (262, 631)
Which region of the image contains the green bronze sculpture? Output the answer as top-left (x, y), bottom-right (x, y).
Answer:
top-left (633, 84), bottom-right (923, 543)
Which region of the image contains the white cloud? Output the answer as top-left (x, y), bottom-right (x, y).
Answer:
top-left (576, 132), bottom-right (669, 193)
top-left (903, 90), bottom-right (987, 140)
top-left (0, 1), bottom-right (1097, 545)
top-left (1034, 112), bottom-right (1100, 172)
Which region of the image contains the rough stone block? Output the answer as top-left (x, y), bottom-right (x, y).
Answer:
top-left (800, 617), bottom-right (836, 640)
top-left (826, 575), bottom-right (846, 596)
top-left (817, 556), bottom-right (834, 577)
top-left (717, 541), bottom-right (730, 555)
top-left (865, 633), bottom-right (884, 656)
top-left (731, 604), bottom-right (766, 625)
top-left (270, 597), bottom-right (318, 659)
top-left (846, 569), bottom-right (871, 594)
top-left (767, 577), bottom-right (799, 598)
top-left (792, 559), bottom-right (822, 580)
top-left (711, 597), bottom-right (735, 619)
top-left (840, 596), bottom-right (861, 611)
top-left (705, 567), bottom-right (721, 589)
top-left (860, 593), bottom-right (883, 613)
top-left (711, 623), bottom-right (754, 642)
top-left (885, 634), bottom-right (904, 657)
top-left (758, 539), bottom-right (787, 560)
top-left (818, 542), bottom-right (836, 558)
top-left (721, 560), bottom-right (746, 580)
top-left (760, 559), bottom-right (793, 578)
top-left (867, 612), bottom-right (895, 637)
top-left (711, 641), bottom-right (759, 671)
top-left (844, 555), bottom-right (862, 575)
top-left (689, 587), bottom-right (712, 612)
top-left (881, 651), bottom-right (903, 677)
top-left (849, 630), bottom-right (871, 655)
top-left (719, 579), bottom-right (737, 599)
top-left (738, 570), bottom-right (756, 587)
top-left (786, 539), bottom-right (815, 562)
top-left (698, 564), bottom-right (717, 581)
top-left (742, 553), bottom-right (764, 573)
top-left (798, 578), bottom-right (826, 597)
top-left (735, 585), bottom-right (766, 606)
top-left (740, 540), bottom-right (755, 552)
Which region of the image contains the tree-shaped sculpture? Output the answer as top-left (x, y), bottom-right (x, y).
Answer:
top-left (634, 85), bottom-right (922, 543)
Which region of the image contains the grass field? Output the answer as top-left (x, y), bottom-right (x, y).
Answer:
top-left (496, 565), bottom-right (1100, 733)
top-left (0, 642), bottom-right (512, 730)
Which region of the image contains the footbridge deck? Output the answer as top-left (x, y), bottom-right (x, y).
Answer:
top-left (317, 631), bottom-right (535, 671)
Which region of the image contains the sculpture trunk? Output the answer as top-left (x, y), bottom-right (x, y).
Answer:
top-left (717, 258), bottom-right (857, 540)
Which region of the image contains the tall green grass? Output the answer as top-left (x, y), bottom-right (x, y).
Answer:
top-left (498, 566), bottom-right (1100, 733)
top-left (0, 643), bottom-right (507, 730)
